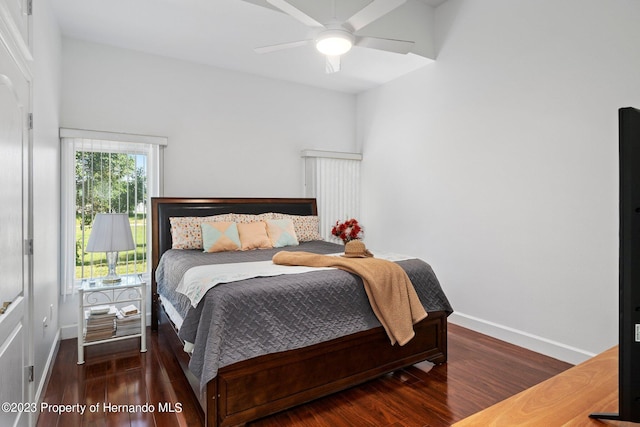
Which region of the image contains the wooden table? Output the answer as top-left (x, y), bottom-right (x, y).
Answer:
top-left (453, 346), bottom-right (637, 426)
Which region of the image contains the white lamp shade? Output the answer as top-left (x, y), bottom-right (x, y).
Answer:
top-left (86, 213), bottom-right (135, 252)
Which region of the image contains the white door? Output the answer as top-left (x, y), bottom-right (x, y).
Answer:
top-left (2, 0), bottom-right (30, 48)
top-left (0, 25), bottom-right (32, 427)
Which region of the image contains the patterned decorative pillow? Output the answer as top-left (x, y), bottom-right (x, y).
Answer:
top-left (201, 222), bottom-right (241, 253)
top-left (237, 221), bottom-right (273, 250)
top-left (169, 214), bottom-right (236, 249)
top-left (265, 219), bottom-right (299, 248)
top-left (271, 214), bottom-right (323, 242)
top-left (233, 213), bottom-right (275, 224)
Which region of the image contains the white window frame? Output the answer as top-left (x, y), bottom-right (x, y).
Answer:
top-left (60, 128), bottom-right (166, 295)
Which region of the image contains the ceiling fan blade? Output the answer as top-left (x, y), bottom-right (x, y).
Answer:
top-left (345, 0), bottom-right (406, 32)
top-left (325, 55), bottom-right (341, 73)
top-left (266, 0), bottom-right (325, 28)
top-left (255, 39), bottom-right (312, 54)
top-left (355, 36), bottom-right (414, 54)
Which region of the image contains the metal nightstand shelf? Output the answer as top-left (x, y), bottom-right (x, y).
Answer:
top-left (77, 274), bottom-right (147, 364)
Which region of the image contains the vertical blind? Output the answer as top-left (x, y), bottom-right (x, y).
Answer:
top-left (302, 150), bottom-right (362, 241)
top-left (60, 128), bottom-right (165, 295)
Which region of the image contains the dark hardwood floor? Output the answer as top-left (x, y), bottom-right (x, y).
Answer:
top-left (37, 324), bottom-right (572, 427)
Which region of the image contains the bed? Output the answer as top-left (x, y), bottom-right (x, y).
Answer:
top-left (151, 197), bottom-right (452, 427)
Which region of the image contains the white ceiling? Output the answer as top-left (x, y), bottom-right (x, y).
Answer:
top-left (51, 0), bottom-right (446, 93)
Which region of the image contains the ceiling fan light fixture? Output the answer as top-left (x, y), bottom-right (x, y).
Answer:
top-left (315, 29), bottom-right (354, 56)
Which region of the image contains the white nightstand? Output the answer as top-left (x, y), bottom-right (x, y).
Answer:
top-left (77, 274), bottom-right (147, 364)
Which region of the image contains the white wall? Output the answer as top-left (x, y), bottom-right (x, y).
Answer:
top-left (58, 38), bottom-right (357, 333)
top-left (56, 0), bottom-right (640, 364)
top-left (61, 38), bottom-right (357, 197)
top-left (357, 0), bottom-right (640, 364)
top-left (32, 0), bottom-right (62, 404)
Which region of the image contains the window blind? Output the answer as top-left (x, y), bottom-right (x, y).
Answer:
top-left (302, 150), bottom-right (362, 241)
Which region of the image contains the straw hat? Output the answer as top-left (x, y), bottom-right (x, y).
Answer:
top-left (342, 240), bottom-right (373, 258)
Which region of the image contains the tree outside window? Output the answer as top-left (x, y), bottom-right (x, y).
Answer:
top-left (75, 150), bottom-right (148, 280)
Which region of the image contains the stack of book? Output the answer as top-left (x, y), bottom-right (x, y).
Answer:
top-left (115, 304), bottom-right (141, 337)
top-left (84, 305), bottom-right (117, 342)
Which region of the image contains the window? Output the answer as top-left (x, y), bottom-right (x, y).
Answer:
top-left (60, 129), bottom-right (165, 295)
top-left (302, 150), bottom-right (362, 241)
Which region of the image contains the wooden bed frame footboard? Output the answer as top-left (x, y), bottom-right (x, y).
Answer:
top-left (151, 197), bottom-right (449, 426)
top-left (160, 307), bottom-right (447, 427)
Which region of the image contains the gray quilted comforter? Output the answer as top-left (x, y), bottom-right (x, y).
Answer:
top-left (155, 241), bottom-right (452, 389)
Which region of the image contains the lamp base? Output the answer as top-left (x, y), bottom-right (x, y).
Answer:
top-left (102, 251), bottom-right (122, 283)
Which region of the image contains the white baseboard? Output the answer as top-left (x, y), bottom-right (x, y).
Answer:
top-left (60, 323), bottom-right (76, 340)
top-left (448, 312), bottom-right (595, 365)
top-left (34, 329), bottom-right (60, 404)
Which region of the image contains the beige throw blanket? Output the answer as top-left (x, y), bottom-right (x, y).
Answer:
top-left (272, 251), bottom-right (428, 346)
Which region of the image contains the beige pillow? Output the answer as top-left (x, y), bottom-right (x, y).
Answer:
top-left (237, 221), bottom-right (273, 250)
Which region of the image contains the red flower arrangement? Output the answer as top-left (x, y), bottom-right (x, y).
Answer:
top-left (331, 218), bottom-right (363, 243)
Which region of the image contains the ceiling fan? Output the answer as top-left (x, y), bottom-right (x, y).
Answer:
top-left (255, 0), bottom-right (415, 73)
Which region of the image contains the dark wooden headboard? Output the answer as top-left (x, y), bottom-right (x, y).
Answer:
top-left (150, 197), bottom-right (318, 329)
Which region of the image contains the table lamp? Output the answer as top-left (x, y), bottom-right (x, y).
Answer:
top-left (85, 213), bottom-right (135, 283)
